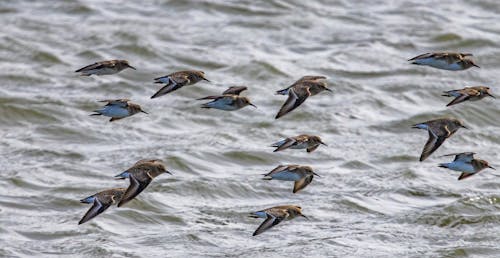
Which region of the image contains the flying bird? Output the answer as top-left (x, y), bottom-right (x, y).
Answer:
top-left (412, 118), bottom-right (467, 161)
top-left (90, 99), bottom-right (148, 122)
top-left (75, 60), bottom-right (136, 76)
top-left (115, 159), bottom-right (172, 207)
top-left (275, 80), bottom-right (331, 119)
top-left (249, 205), bottom-right (308, 236)
top-left (151, 70), bottom-right (209, 98)
top-left (198, 95), bottom-right (256, 111)
top-left (78, 188), bottom-right (126, 225)
top-left (442, 86), bottom-right (495, 106)
top-left (408, 52), bottom-right (479, 71)
top-left (262, 165), bottom-right (320, 193)
top-left (271, 134), bottom-right (326, 153)
top-left (439, 152), bottom-right (495, 180)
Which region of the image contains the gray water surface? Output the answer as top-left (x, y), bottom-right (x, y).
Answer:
top-left (1, 0), bottom-right (500, 257)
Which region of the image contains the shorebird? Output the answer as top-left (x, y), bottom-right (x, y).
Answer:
top-left (271, 134), bottom-right (326, 153)
top-left (249, 205), bottom-right (308, 236)
top-left (439, 152), bottom-right (495, 180)
top-left (78, 188), bottom-right (126, 225)
top-left (275, 80), bottom-right (332, 119)
top-left (75, 60), bottom-right (136, 76)
top-left (276, 76), bottom-right (327, 95)
top-left (408, 52), bottom-right (479, 71)
top-left (412, 118), bottom-right (467, 161)
top-left (115, 159), bottom-right (172, 207)
top-left (151, 70), bottom-right (209, 98)
top-left (442, 86), bottom-right (495, 106)
top-left (198, 95), bottom-right (256, 111)
top-left (90, 99), bottom-right (148, 122)
top-left (263, 165), bottom-right (319, 193)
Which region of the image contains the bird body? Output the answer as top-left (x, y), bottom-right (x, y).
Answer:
top-left (275, 80), bottom-right (331, 119)
top-left (412, 118), bottom-right (467, 161)
top-left (115, 159), bottom-right (171, 207)
top-left (78, 188), bottom-right (126, 225)
top-left (408, 52), bottom-right (479, 71)
top-left (271, 134), bottom-right (326, 153)
top-left (263, 165), bottom-right (319, 193)
top-left (75, 60), bottom-right (136, 76)
top-left (442, 86), bottom-right (495, 106)
top-left (90, 99), bottom-right (148, 122)
top-left (151, 70), bottom-right (209, 98)
top-left (199, 95), bottom-right (256, 111)
top-left (249, 205), bottom-right (307, 236)
top-left (438, 152), bottom-right (495, 180)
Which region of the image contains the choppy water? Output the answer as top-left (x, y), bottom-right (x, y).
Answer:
top-left (1, 0), bottom-right (500, 257)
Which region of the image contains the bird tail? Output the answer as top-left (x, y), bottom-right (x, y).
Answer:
top-left (438, 163), bottom-right (449, 169)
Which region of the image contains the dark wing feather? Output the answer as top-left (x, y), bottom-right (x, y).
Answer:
top-left (252, 214), bottom-right (286, 236)
top-left (458, 172), bottom-right (475, 180)
top-left (408, 53), bottom-right (432, 61)
top-left (196, 95), bottom-right (223, 100)
top-left (273, 138), bottom-right (297, 152)
top-left (78, 198), bottom-right (111, 224)
top-left (75, 62), bottom-right (108, 72)
top-left (306, 145), bottom-right (319, 153)
top-left (446, 94), bottom-right (470, 106)
top-left (293, 175), bottom-right (313, 193)
top-left (420, 130), bottom-right (446, 161)
top-left (275, 86), bottom-right (311, 119)
top-left (117, 173), bottom-right (152, 207)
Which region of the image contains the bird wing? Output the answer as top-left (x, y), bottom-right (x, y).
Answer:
top-left (458, 172), bottom-right (475, 180)
top-left (446, 93), bottom-right (470, 106)
top-left (98, 99), bottom-right (129, 107)
top-left (222, 86), bottom-right (247, 95)
top-left (265, 165), bottom-right (290, 176)
top-left (196, 95), bottom-right (224, 100)
top-left (75, 61), bottom-right (113, 72)
top-left (420, 130), bottom-right (446, 161)
top-left (306, 145), bottom-right (319, 153)
top-left (293, 175), bottom-right (314, 193)
top-left (252, 211), bottom-right (288, 236)
top-left (78, 197), bottom-right (111, 224)
top-left (275, 86), bottom-right (311, 119)
top-left (408, 53), bottom-right (433, 61)
top-left (451, 152), bottom-right (475, 162)
top-left (117, 172), bottom-right (152, 207)
top-left (273, 138), bottom-right (297, 152)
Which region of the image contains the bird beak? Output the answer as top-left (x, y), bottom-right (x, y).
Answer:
top-left (300, 214), bottom-right (309, 220)
top-left (312, 172), bottom-right (321, 177)
top-left (325, 88), bottom-right (333, 92)
top-left (202, 77), bottom-right (210, 82)
top-left (488, 165), bottom-right (496, 170)
top-left (165, 170), bottom-right (173, 174)
top-left (249, 103), bottom-right (257, 108)
top-left (114, 172), bottom-right (128, 179)
top-left (127, 65), bottom-right (137, 70)
top-left (461, 125), bottom-right (468, 129)
top-left (141, 110), bottom-right (149, 114)
top-left (487, 93), bottom-right (496, 99)
top-left (320, 141), bottom-right (327, 146)
top-left (472, 63), bottom-right (480, 68)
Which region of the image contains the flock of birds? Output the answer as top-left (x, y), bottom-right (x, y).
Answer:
top-left (74, 51), bottom-right (495, 236)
